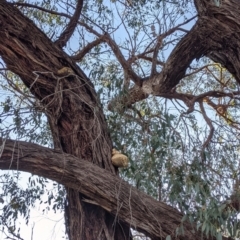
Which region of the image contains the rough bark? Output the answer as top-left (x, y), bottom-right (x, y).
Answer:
top-left (195, 0), bottom-right (240, 83)
top-left (109, 0), bottom-right (240, 111)
top-left (0, 0), bottom-right (239, 239)
top-left (0, 138), bottom-right (232, 240)
top-left (0, 1), bottom-right (129, 239)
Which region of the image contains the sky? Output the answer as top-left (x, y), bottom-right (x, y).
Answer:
top-left (0, 1), bottom-right (204, 239)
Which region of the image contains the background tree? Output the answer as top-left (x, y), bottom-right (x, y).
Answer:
top-left (1, 0), bottom-right (240, 239)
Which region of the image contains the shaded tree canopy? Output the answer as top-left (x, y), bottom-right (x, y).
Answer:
top-left (1, 0), bottom-right (240, 239)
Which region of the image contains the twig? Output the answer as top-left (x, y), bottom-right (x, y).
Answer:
top-left (199, 101), bottom-right (214, 161)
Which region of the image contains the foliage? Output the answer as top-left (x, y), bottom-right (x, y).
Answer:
top-left (0, 0), bottom-right (240, 239)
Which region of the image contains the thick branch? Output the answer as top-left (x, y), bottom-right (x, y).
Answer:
top-left (108, 23), bottom-right (205, 111)
top-left (0, 138), bottom-right (231, 240)
top-left (109, 0), bottom-right (240, 111)
top-left (150, 16), bottom-right (196, 76)
top-left (195, 0), bottom-right (240, 82)
top-left (55, 0), bottom-right (84, 48)
top-left (0, 0), bottom-right (116, 173)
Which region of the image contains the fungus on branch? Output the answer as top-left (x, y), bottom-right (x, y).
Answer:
top-left (111, 149), bottom-right (129, 168)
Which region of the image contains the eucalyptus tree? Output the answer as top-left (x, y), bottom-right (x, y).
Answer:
top-left (0, 0), bottom-right (240, 239)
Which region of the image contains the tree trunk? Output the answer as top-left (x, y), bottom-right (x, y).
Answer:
top-left (0, 138), bottom-right (232, 240)
top-left (1, 0), bottom-right (240, 239)
top-left (0, 1), bottom-right (131, 239)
